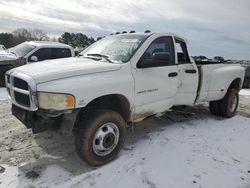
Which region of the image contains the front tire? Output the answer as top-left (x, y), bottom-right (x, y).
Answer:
top-left (75, 110), bottom-right (126, 166)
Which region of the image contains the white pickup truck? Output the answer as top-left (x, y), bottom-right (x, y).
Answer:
top-left (5, 32), bottom-right (244, 166)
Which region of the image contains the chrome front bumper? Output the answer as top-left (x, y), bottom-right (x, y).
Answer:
top-left (5, 70), bottom-right (38, 111)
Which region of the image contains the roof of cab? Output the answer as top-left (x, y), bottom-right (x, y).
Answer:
top-left (112, 32), bottom-right (188, 43)
top-left (26, 41), bottom-right (73, 48)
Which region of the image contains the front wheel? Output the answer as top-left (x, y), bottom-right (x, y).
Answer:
top-left (75, 110), bottom-right (126, 166)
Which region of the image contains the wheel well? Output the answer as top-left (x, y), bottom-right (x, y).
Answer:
top-left (0, 65), bottom-right (14, 77)
top-left (74, 94), bottom-right (131, 130)
top-left (228, 78), bottom-right (242, 91)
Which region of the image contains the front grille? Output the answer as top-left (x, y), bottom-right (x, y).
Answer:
top-left (6, 71), bottom-right (37, 111)
top-left (14, 77), bottom-right (28, 90)
top-left (7, 88), bottom-right (10, 96)
top-left (14, 91), bottom-right (30, 107)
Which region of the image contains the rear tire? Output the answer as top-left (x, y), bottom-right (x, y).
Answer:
top-left (219, 90), bottom-right (239, 118)
top-left (209, 89), bottom-right (239, 118)
top-left (75, 110), bottom-right (126, 166)
top-left (209, 101), bottom-right (221, 115)
top-left (243, 79), bottom-right (250, 88)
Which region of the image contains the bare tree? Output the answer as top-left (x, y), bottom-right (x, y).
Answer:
top-left (50, 37), bottom-right (58, 42)
top-left (12, 28), bottom-right (49, 41)
top-left (31, 29), bottom-right (49, 41)
top-left (12, 28), bottom-right (31, 40)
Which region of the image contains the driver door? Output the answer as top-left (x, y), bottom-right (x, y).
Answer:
top-left (132, 36), bottom-right (179, 120)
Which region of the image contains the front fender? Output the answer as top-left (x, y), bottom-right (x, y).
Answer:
top-left (36, 65), bottom-right (134, 109)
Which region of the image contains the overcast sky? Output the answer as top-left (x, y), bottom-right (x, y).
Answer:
top-left (0, 0), bottom-right (249, 59)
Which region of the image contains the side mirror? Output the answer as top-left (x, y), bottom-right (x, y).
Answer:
top-left (137, 52), bottom-right (171, 68)
top-left (152, 52), bottom-right (170, 61)
top-left (30, 56), bottom-right (38, 62)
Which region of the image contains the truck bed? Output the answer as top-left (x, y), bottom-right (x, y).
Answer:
top-left (195, 62), bottom-right (243, 103)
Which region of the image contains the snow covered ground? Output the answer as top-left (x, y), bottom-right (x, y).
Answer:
top-left (240, 89), bottom-right (250, 96)
top-left (0, 88), bottom-right (250, 188)
top-left (1, 116), bottom-right (250, 188)
top-left (0, 88), bottom-right (8, 100)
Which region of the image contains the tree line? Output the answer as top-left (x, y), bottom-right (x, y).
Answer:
top-left (0, 28), bottom-right (96, 49)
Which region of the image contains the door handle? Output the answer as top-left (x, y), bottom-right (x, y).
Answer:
top-left (185, 69), bottom-right (197, 74)
top-left (168, 72), bottom-right (178, 77)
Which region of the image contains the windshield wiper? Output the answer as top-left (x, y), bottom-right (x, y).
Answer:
top-left (10, 51), bottom-right (17, 57)
top-left (87, 53), bottom-right (113, 63)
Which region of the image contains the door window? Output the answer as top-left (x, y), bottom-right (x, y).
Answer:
top-left (28, 48), bottom-right (72, 62)
top-left (28, 48), bottom-right (53, 62)
top-left (140, 37), bottom-right (175, 67)
top-left (53, 48), bottom-right (71, 58)
top-left (175, 39), bottom-right (190, 64)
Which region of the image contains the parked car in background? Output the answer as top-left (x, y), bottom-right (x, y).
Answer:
top-left (0, 44), bottom-right (17, 61)
top-left (0, 41), bottom-right (74, 86)
top-left (240, 60), bottom-right (250, 88)
top-left (214, 56), bottom-right (225, 62)
top-left (192, 55), bottom-right (209, 62)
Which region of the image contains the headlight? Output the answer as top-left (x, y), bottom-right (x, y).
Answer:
top-left (38, 92), bottom-right (75, 110)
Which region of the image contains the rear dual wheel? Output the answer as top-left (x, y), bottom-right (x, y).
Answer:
top-left (243, 79), bottom-right (250, 88)
top-left (209, 89), bottom-right (239, 118)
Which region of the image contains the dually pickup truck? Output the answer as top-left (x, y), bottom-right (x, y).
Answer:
top-left (5, 32), bottom-right (245, 166)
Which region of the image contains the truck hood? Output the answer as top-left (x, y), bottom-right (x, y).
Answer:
top-left (0, 50), bottom-right (18, 61)
top-left (13, 57), bottom-right (122, 84)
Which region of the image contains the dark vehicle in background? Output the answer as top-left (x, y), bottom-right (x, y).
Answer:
top-left (240, 61), bottom-right (250, 88)
top-left (193, 55), bottom-right (225, 63)
top-left (0, 41), bottom-right (74, 86)
top-left (193, 55), bottom-right (209, 62)
top-left (214, 56), bottom-right (225, 62)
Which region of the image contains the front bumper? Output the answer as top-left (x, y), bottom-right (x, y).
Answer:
top-left (12, 104), bottom-right (80, 134)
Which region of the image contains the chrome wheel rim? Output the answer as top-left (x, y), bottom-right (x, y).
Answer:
top-left (92, 123), bottom-right (120, 156)
top-left (230, 95), bottom-right (237, 113)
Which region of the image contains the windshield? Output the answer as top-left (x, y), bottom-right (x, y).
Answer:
top-left (8, 42), bottom-right (36, 57)
top-left (80, 34), bottom-right (149, 63)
